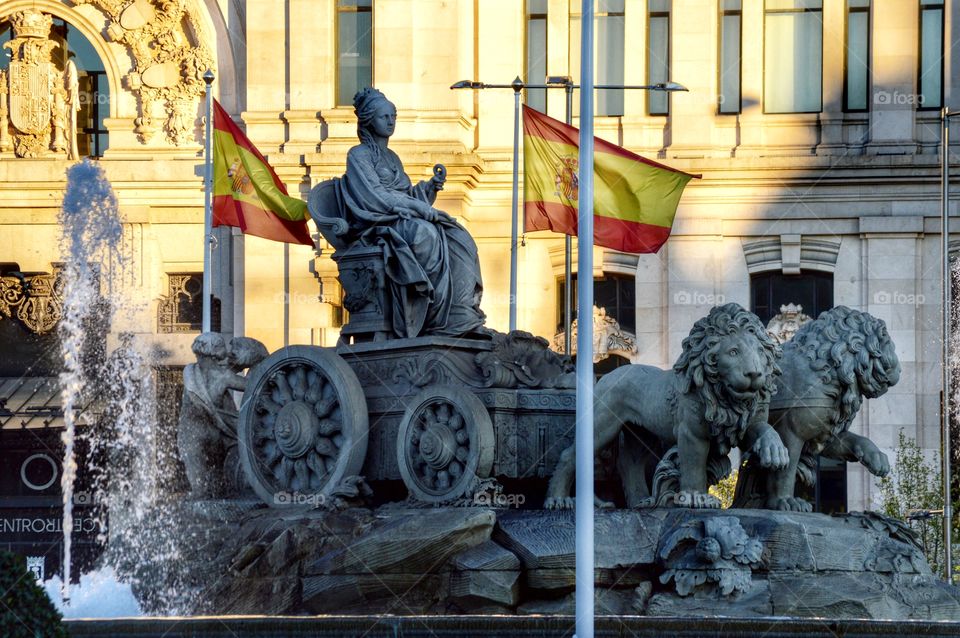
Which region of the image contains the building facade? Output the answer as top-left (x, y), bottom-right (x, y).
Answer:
top-left (1, 1), bottom-right (958, 571)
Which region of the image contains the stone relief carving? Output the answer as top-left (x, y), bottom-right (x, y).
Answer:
top-left (72, 0), bottom-right (215, 145)
top-left (765, 302), bottom-right (811, 344)
top-left (476, 331), bottom-right (576, 390)
top-left (658, 516), bottom-right (763, 597)
top-left (0, 265), bottom-right (64, 334)
top-left (552, 305), bottom-right (638, 363)
top-left (1, 10), bottom-right (81, 158)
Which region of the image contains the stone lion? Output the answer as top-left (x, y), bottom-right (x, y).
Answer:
top-left (544, 303), bottom-right (789, 509)
top-left (732, 306), bottom-right (900, 511)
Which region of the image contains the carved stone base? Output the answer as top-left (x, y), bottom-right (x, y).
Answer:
top-left (131, 502), bottom-right (960, 620)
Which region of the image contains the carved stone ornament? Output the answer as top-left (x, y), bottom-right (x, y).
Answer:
top-left (1, 10), bottom-right (81, 158)
top-left (72, 0), bottom-right (215, 145)
top-left (476, 330), bottom-right (576, 390)
top-left (658, 516), bottom-right (764, 597)
top-left (765, 302), bottom-right (811, 344)
top-left (0, 266), bottom-right (64, 334)
top-left (552, 306), bottom-right (638, 363)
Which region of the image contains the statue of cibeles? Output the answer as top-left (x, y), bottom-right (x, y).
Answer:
top-left (1, 9), bottom-right (81, 159)
top-left (177, 333), bottom-right (268, 498)
top-left (309, 88), bottom-right (486, 339)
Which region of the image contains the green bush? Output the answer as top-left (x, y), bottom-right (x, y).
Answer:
top-left (877, 429), bottom-right (960, 579)
top-left (0, 551), bottom-right (66, 638)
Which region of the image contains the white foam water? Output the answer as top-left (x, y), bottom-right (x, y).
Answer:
top-left (44, 567), bottom-right (142, 619)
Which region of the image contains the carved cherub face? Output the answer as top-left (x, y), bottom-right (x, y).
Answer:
top-left (370, 101), bottom-right (397, 139)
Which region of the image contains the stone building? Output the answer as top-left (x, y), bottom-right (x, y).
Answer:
top-left (0, 1), bottom-right (957, 572)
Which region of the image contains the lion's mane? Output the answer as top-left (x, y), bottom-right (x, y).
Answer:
top-left (673, 303), bottom-right (782, 452)
top-left (789, 305), bottom-right (900, 435)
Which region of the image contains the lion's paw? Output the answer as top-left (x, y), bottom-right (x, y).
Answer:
top-left (767, 496), bottom-right (812, 512)
top-left (860, 448), bottom-right (890, 477)
top-left (673, 491), bottom-right (722, 509)
top-left (753, 428), bottom-right (790, 469)
top-left (543, 496), bottom-right (575, 510)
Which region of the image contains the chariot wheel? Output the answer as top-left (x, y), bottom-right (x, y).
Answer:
top-left (396, 385), bottom-right (494, 503)
top-left (238, 346), bottom-right (368, 507)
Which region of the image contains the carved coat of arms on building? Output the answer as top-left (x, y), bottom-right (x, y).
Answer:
top-left (552, 306), bottom-right (638, 363)
top-left (765, 302), bottom-right (812, 343)
top-left (0, 10), bottom-right (80, 159)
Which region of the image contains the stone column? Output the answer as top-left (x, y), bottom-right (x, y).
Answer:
top-left (243, 0), bottom-right (288, 153)
top-left (667, 0), bottom-right (717, 157)
top-left (866, 0), bottom-right (919, 155)
top-left (282, 0), bottom-right (333, 155)
top-left (819, 0), bottom-right (846, 152)
top-left (735, 0), bottom-right (764, 156)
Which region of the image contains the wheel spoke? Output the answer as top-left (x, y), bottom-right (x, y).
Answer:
top-left (273, 371), bottom-right (294, 403)
top-left (290, 366), bottom-right (307, 400)
top-left (304, 370), bottom-right (322, 402)
top-left (294, 459), bottom-right (310, 492)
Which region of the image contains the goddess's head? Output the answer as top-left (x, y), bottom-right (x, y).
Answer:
top-left (354, 87), bottom-right (396, 144)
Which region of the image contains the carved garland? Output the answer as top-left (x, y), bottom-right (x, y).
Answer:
top-left (71, 0), bottom-right (215, 145)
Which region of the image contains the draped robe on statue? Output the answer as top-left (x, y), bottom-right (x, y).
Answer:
top-left (335, 143), bottom-right (486, 338)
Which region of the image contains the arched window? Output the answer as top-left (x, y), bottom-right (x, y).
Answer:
top-left (0, 16), bottom-right (109, 157)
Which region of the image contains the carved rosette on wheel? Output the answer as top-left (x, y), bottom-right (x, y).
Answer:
top-left (238, 346), bottom-right (368, 506)
top-left (396, 386), bottom-right (495, 503)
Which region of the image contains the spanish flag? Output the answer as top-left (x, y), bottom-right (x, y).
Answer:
top-left (212, 100), bottom-right (313, 245)
top-left (523, 106), bottom-right (697, 254)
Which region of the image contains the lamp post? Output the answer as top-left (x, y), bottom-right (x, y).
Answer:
top-left (450, 78), bottom-right (686, 343)
top-left (202, 69), bottom-right (215, 334)
top-left (942, 106), bottom-right (958, 583)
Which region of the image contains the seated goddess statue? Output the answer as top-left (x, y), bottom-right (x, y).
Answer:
top-left (313, 87), bottom-right (486, 339)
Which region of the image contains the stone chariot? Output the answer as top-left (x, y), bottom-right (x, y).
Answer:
top-left (235, 177), bottom-right (578, 507)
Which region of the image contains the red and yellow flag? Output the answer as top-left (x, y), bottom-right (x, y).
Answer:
top-left (523, 105), bottom-right (697, 254)
top-left (212, 100), bottom-right (313, 245)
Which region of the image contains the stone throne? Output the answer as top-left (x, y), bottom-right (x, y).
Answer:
top-left (308, 179), bottom-right (393, 343)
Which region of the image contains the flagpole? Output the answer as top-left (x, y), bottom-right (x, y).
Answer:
top-left (511, 77), bottom-right (522, 333)
top-left (202, 69), bottom-right (215, 333)
top-left (565, 81), bottom-right (574, 356)
top-left (575, 1), bottom-right (595, 636)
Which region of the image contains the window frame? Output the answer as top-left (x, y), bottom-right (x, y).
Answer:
top-left (762, 0), bottom-right (825, 115)
top-left (718, 0), bottom-right (743, 115)
top-left (525, 0), bottom-right (549, 112)
top-left (568, 1), bottom-right (627, 118)
top-left (335, 0), bottom-right (374, 108)
top-left (842, 0), bottom-right (871, 113)
top-left (647, 3), bottom-right (671, 116)
top-left (918, 0), bottom-right (944, 111)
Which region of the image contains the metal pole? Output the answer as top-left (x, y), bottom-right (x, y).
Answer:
top-left (575, 1), bottom-right (595, 635)
top-left (942, 106), bottom-right (953, 583)
top-left (565, 81), bottom-right (574, 356)
top-left (202, 69), bottom-right (215, 333)
top-left (510, 77), bottom-right (522, 333)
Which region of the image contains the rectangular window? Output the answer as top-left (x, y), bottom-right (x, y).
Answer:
top-left (763, 0), bottom-right (823, 114)
top-left (844, 0), bottom-right (870, 111)
top-left (648, 0), bottom-right (671, 115)
top-left (568, 0), bottom-right (626, 117)
top-left (719, 0), bottom-right (742, 114)
top-left (526, 0), bottom-right (548, 112)
top-left (597, 0), bottom-right (625, 117)
top-left (920, 0), bottom-right (944, 109)
top-left (337, 0), bottom-right (373, 107)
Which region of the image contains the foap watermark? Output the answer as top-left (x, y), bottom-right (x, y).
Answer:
top-left (673, 290), bottom-right (726, 306)
top-left (274, 491), bottom-right (327, 507)
top-left (874, 90), bottom-right (925, 107)
top-left (473, 489), bottom-right (525, 508)
top-left (873, 291), bottom-right (925, 306)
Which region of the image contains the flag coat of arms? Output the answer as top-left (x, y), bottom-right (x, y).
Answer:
top-left (522, 105), bottom-right (697, 254)
top-left (212, 99), bottom-right (313, 245)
